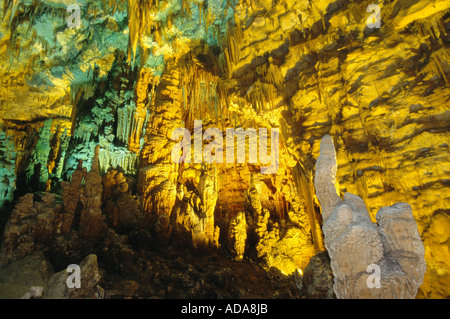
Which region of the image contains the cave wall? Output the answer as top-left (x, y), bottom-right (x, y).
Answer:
top-left (0, 0), bottom-right (448, 298)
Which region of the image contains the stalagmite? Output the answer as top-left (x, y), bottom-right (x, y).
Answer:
top-left (60, 161), bottom-right (86, 234)
top-left (227, 212), bottom-right (247, 261)
top-left (0, 192), bottom-right (60, 266)
top-left (314, 135), bottom-right (426, 299)
top-left (193, 166), bottom-right (220, 250)
top-left (137, 61), bottom-right (183, 244)
top-left (78, 145), bottom-right (107, 243)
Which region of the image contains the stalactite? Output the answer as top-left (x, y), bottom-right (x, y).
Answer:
top-left (69, 85), bottom-right (86, 138)
top-left (432, 55), bottom-right (450, 85)
top-left (0, 130), bottom-right (17, 207)
top-left (179, 61), bottom-right (222, 127)
top-left (54, 129), bottom-right (70, 180)
top-left (181, 0), bottom-right (191, 16)
top-left (261, 63), bottom-right (284, 91)
top-left (98, 148), bottom-right (139, 175)
top-left (293, 164), bottom-right (324, 251)
top-left (127, 0), bottom-right (160, 62)
top-left (222, 21), bottom-right (243, 79)
top-left (6, 0), bottom-right (19, 26)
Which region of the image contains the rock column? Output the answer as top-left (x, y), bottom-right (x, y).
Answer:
top-left (314, 134), bottom-right (426, 299)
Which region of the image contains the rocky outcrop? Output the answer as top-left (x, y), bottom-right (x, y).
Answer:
top-left (0, 148), bottom-right (107, 267)
top-left (227, 211), bottom-right (248, 261)
top-left (60, 161), bottom-right (85, 234)
top-left (100, 229), bottom-right (137, 277)
top-left (59, 146), bottom-right (107, 244)
top-left (247, 177), bottom-right (316, 275)
top-left (78, 145), bottom-right (107, 243)
top-left (315, 134), bottom-right (426, 299)
top-left (43, 254), bottom-right (102, 299)
top-left (301, 251), bottom-right (335, 299)
top-left (102, 167), bottom-right (147, 233)
top-left (0, 130), bottom-right (16, 208)
top-left (0, 0), bottom-right (448, 298)
top-left (0, 192), bottom-right (61, 266)
top-left (137, 61), bottom-right (182, 244)
top-left (0, 251), bottom-right (53, 298)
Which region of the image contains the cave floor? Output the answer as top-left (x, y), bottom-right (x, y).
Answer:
top-left (98, 242), bottom-right (301, 299)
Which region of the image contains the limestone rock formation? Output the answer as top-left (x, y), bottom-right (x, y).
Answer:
top-left (0, 192), bottom-right (61, 266)
top-left (0, 148), bottom-right (108, 268)
top-left (0, 251), bottom-right (53, 298)
top-left (100, 229), bottom-right (137, 277)
top-left (59, 146), bottom-right (107, 244)
top-left (78, 145), bottom-right (107, 243)
top-left (193, 166), bottom-right (221, 250)
top-left (0, 131), bottom-right (16, 208)
top-left (227, 211), bottom-right (248, 261)
top-left (43, 254), bottom-right (102, 299)
top-left (60, 161), bottom-right (86, 234)
top-left (420, 211), bottom-right (450, 298)
top-left (247, 177), bottom-right (316, 275)
top-left (301, 251), bottom-right (335, 299)
top-left (315, 134), bottom-right (426, 299)
top-left (0, 0), bottom-right (448, 298)
top-left (102, 167), bottom-right (147, 233)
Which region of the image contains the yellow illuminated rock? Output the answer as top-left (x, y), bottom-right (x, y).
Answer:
top-left (0, 0), bottom-right (448, 299)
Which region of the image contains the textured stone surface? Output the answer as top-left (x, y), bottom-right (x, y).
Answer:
top-left (227, 211), bottom-right (247, 261)
top-left (103, 168), bottom-right (146, 233)
top-left (315, 134), bottom-right (426, 299)
top-left (0, 252), bottom-right (53, 288)
top-left (301, 251), bottom-right (335, 299)
top-left (0, 131), bottom-right (16, 208)
top-left (0, 251), bottom-right (53, 299)
top-left (0, 0), bottom-right (448, 298)
top-left (0, 192), bottom-right (61, 266)
top-left (78, 145), bottom-right (107, 243)
top-left (43, 254), bottom-right (101, 299)
top-left (0, 149), bottom-right (108, 269)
